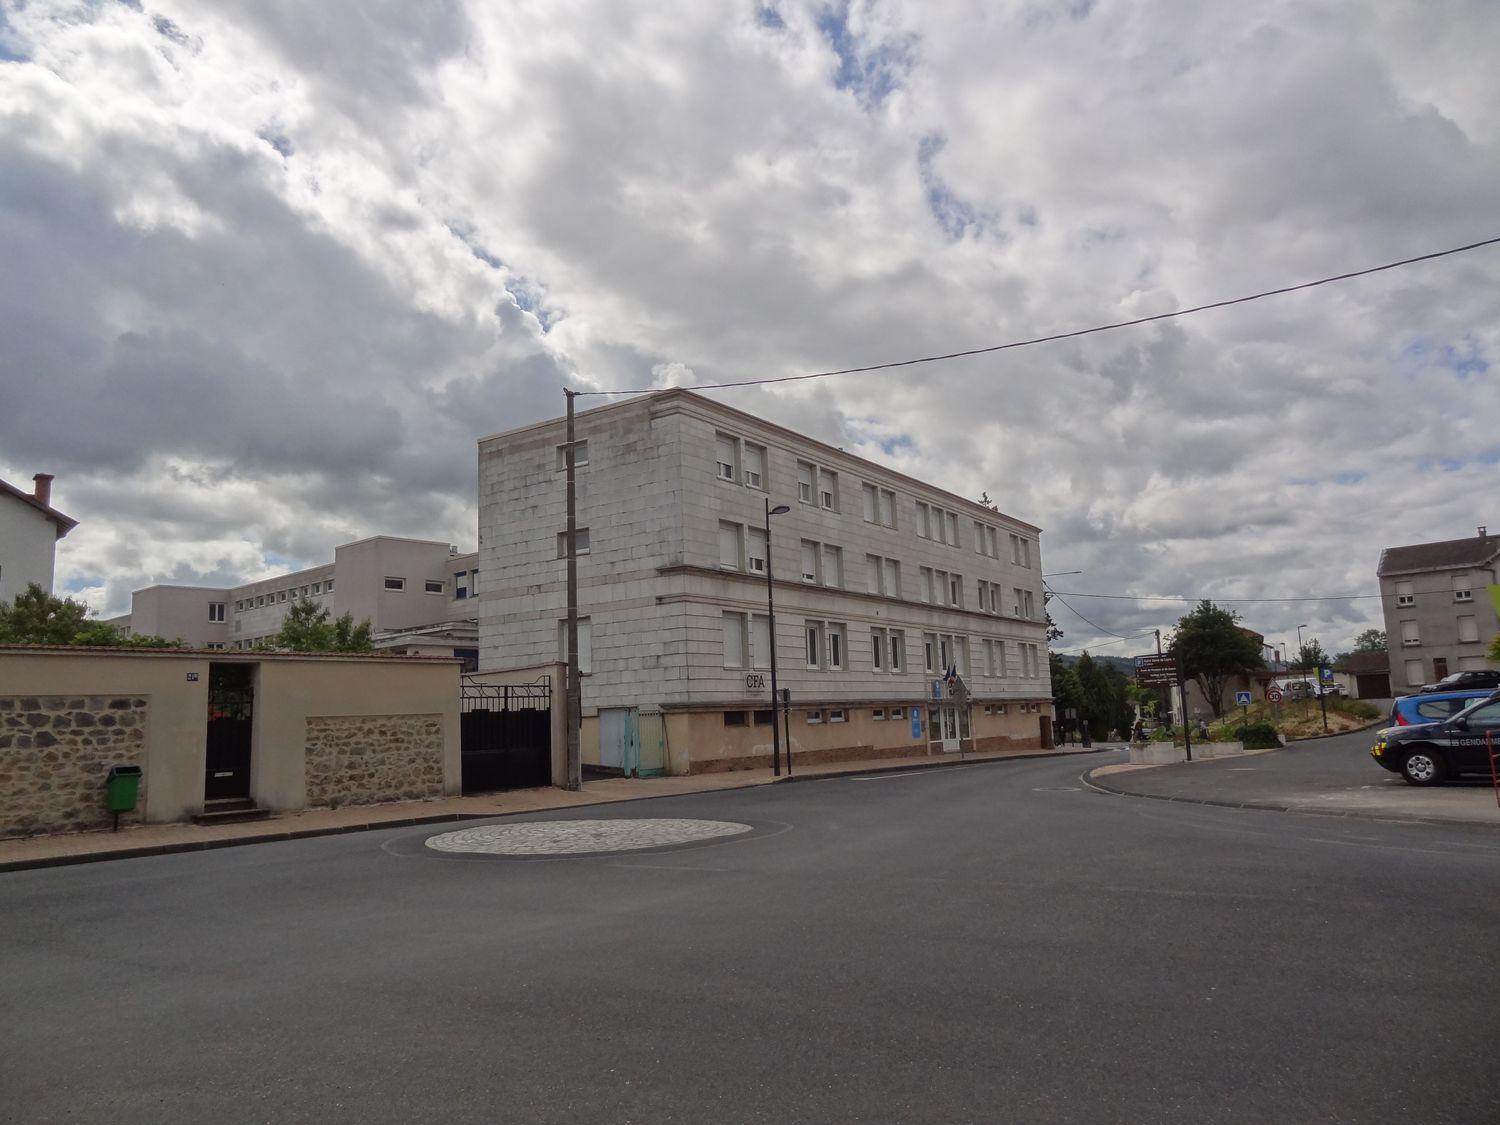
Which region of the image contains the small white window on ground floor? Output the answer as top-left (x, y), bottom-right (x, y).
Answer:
top-left (872, 708), bottom-right (885, 721)
top-left (806, 710), bottom-right (823, 724)
top-left (829, 709), bottom-right (846, 723)
top-left (1404, 658), bottom-right (1424, 686)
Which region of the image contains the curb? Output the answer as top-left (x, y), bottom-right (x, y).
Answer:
top-left (1, 746), bottom-right (1120, 875)
top-left (1080, 765), bottom-right (1497, 829)
top-left (775, 745), bottom-right (1114, 784)
top-left (1283, 716), bottom-right (1386, 743)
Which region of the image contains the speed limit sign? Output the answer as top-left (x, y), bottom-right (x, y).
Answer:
top-left (1266, 687), bottom-right (1284, 704)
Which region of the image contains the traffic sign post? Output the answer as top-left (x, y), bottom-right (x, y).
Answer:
top-left (1236, 690), bottom-right (1252, 742)
top-left (1136, 653), bottom-right (1189, 759)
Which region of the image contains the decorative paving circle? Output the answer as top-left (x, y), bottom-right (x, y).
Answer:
top-left (424, 818), bottom-right (754, 857)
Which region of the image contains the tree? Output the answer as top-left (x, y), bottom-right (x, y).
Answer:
top-left (1296, 640), bottom-right (1328, 671)
top-left (1353, 629), bottom-right (1386, 654)
top-left (1043, 590), bottom-right (1063, 643)
top-left (270, 597), bottom-right (373, 652)
top-left (0, 583), bottom-right (174, 647)
top-left (1488, 631), bottom-right (1500, 666)
top-left (1169, 600), bottom-right (1265, 719)
top-left (1049, 652), bottom-right (1083, 733)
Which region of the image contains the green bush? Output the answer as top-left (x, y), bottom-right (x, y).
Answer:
top-left (1240, 721), bottom-right (1281, 750)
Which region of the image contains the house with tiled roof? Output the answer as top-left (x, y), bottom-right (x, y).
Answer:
top-left (0, 473), bottom-right (77, 604)
top-left (1377, 527), bottom-right (1499, 690)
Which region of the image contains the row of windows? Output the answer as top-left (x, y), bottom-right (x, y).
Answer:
top-left (235, 580), bottom-right (334, 611)
top-left (1399, 616), bottom-right (1486, 647)
top-left (1392, 574), bottom-right (1480, 606)
top-left (724, 702), bottom-right (1043, 727)
top-left (712, 521), bottom-right (1040, 619)
top-left (712, 430), bottom-right (1036, 561)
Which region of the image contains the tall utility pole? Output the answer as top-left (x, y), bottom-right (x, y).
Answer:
top-left (563, 388), bottom-right (582, 791)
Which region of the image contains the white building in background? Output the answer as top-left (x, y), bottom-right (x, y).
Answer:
top-left (477, 389), bottom-right (1053, 775)
top-left (111, 536), bottom-right (480, 668)
top-left (0, 473), bottom-right (77, 603)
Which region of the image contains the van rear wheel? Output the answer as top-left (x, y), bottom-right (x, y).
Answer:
top-left (1400, 748), bottom-right (1446, 787)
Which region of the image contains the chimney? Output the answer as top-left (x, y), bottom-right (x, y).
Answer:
top-left (1480, 526), bottom-right (1489, 537)
top-left (32, 473), bottom-right (53, 507)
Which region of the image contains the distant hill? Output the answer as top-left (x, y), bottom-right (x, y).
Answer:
top-left (1053, 653), bottom-right (1140, 678)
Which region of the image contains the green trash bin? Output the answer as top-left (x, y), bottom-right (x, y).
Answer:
top-left (104, 765), bottom-right (142, 830)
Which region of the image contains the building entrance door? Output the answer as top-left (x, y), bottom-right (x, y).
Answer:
top-left (1432, 657), bottom-right (1449, 680)
top-left (931, 705), bottom-right (961, 752)
top-left (204, 663), bottom-right (254, 801)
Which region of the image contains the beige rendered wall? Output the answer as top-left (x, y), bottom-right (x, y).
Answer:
top-left (0, 495), bottom-right (59, 601)
top-left (252, 657), bottom-right (461, 810)
top-left (130, 586), bottom-right (232, 648)
top-left (0, 651), bottom-right (213, 825)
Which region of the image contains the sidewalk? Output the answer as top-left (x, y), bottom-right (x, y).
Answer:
top-left (0, 744), bottom-right (1102, 872)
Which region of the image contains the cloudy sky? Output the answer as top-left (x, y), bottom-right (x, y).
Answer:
top-left (2, 0), bottom-right (1496, 657)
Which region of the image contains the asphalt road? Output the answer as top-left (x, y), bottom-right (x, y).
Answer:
top-left (4, 751), bottom-right (1499, 1124)
top-left (1091, 727), bottom-right (1500, 824)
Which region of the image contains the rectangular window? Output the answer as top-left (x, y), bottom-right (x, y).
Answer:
top-left (820, 469), bottom-right (838, 511)
top-left (801, 540), bottom-right (819, 584)
top-left (885, 559), bottom-right (901, 598)
top-left (987, 526), bottom-right (998, 558)
top-left (205, 642), bottom-right (225, 651)
top-left (753, 710), bottom-right (775, 726)
top-left (1010, 534), bottom-right (1022, 565)
top-left (797, 460), bottom-right (815, 504)
top-left (977, 581), bottom-right (989, 613)
top-left (751, 614), bottom-right (772, 670)
top-left (455, 573), bottom-right (469, 599)
top-left (1023, 590), bottom-right (1034, 620)
top-left (722, 611), bottom-right (747, 668)
top-left (949, 573), bottom-right (963, 608)
top-left (747, 527), bottom-right (768, 574)
top-left (719, 521), bottom-right (744, 570)
top-left (890, 629), bottom-right (905, 672)
top-left (866, 554), bottom-right (883, 595)
top-left (946, 511), bottom-right (959, 546)
top-left (974, 520), bottom-right (986, 553)
top-left (208, 602), bottom-right (225, 622)
top-left (822, 545), bottom-right (842, 588)
top-left (1404, 658), bottom-right (1424, 686)
top-left (920, 566), bottom-right (934, 604)
top-left (425, 580), bottom-right (444, 594)
top-left (1395, 580), bottom-right (1414, 607)
top-left (863, 483), bottom-right (878, 523)
top-left (871, 628), bottom-right (886, 670)
top-left (827, 624), bottom-right (845, 670)
top-left (1012, 587), bottom-right (1024, 617)
top-left (806, 622), bottom-right (821, 668)
top-left (892, 706), bottom-right (905, 720)
top-left (743, 442), bottom-right (765, 489)
top-left (806, 710), bottom-right (823, 724)
top-left (556, 528), bottom-right (591, 557)
top-left (325, 578), bottom-right (334, 593)
top-left (924, 633), bottom-right (938, 674)
top-left (715, 433), bottom-right (737, 481)
top-left (277, 591), bottom-right (287, 602)
top-left (916, 501), bottom-right (931, 539)
top-left (724, 711), bottom-right (748, 727)
top-left (1459, 615), bottom-right (1480, 643)
top-left (1400, 619), bottom-right (1420, 647)
top-left (555, 439), bottom-right (589, 470)
top-left (879, 489), bottom-right (895, 528)
top-left (557, 617), bottom-right (593, 674)
top-left (829, 709), bottom-right (846, 723)
top-left (860, 484), bottom-right (895, 527)
top-left (1453, 572), bottom-right (1473, 601)
top-left (872, 708), bottom-right (885, 721)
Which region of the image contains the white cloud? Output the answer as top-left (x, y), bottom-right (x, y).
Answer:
top-left (0, 0), bottom-right (1495, 660)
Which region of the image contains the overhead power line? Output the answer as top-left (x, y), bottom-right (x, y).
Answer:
top-left (1046, 585), bottom-right (1153, 641)
top-left (575, 235), bottom-right (1500, 396)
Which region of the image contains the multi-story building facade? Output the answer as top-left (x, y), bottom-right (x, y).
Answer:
top-left (477, 389), bottom-right (1052, 774)
top-left (1377, 527), bottom-right (1499, 690)
top-left (0, 473), bottom-right (76, 602)
top-left (112, 536), bottom-right (480, 667)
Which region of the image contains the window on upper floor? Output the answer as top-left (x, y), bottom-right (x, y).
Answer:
top-left (750, 614), bottom-right (771, 670)
top-left (455, 572), bottom-right (469, 599)
top-left (557, 617), bottom-right (593, 674)
top-left (1400, 619), bottom-right (1420, 646)
top-left (1459, 615), bottom-right (1480, 643)
top-left (715, 433), bottom-right (738, 481)
top-left (820, 469), bottom-right (838, 511)
top-left (384, 577), bottom-right (405, 591)
top-left (747, 527), bottom-right (768, 575)
top-left (425, 580), bottom-right (444, 594)
top-left (719, 521), bottom-right (744, 571)
top-left (208, 602), bottom-right (225, 622)
top-left (822, 544), bottom-right (842, 588)
top-left (555, 439), bottom-right (589, 471)
top-left (743, 442), bottom-right (766, 490)
top-left (796, 459), bottom-right (838, 510)
top-left (797, 460), bottom-right (815, 504)
top-left (1453, 573), bottom-right (1473, 601)
top-left (325, 578), bottom-right (334, 592)
top-left (1022, 590), bottom-right (1034, 619)
top-left (556, 528), bottom-right (591, 558)
top-left (919, 566), bottom-right (935, 604)
top-left (722, 611), bottom-right (748, 668)
top-left (862, 483), bottom-right (897, 528)
top-left (800, 540), bottom-right (820, 584)
top-left (916, 501), bottom-right (961, 546)
top-left (826, 623), bottom-right (845, 669)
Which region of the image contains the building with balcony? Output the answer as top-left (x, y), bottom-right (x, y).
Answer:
top-left (477, 389), bottom-right (1052, 774)
top-left (1377, 527), bottom-right (1499, 690)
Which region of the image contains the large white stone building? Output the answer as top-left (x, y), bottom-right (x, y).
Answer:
top-left (478, 389), bottom-right (1053, 774)
top-left (111, 536), bottom-right (480, 667)
top-left (0, 473), bottom-right (76, 603)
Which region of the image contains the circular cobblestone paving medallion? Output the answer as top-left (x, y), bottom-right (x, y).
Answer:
top-left (424, 818), bottom-right (753, 857)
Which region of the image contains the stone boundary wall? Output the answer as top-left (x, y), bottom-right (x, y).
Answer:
top-left (305, 713), bottom-right (445, 808)
top-left (0, 696), bottom-right (149, 838)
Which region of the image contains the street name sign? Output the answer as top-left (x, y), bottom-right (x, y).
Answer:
top-left (1134, 654), bottom-right (1179, 686)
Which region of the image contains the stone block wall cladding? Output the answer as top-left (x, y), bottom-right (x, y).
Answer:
top-left (0, 695), bottom-right (149, 837)
top-left (304, 713), bottom-right (445, 808)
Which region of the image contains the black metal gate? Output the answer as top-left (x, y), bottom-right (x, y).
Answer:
top-left (205, 663), bottom-right (254, 800)
top-left (460, 678), bottom-right (552, 793)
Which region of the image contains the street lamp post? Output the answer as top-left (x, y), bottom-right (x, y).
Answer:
top-left (1296, 624), bottom-right (1309, 668)
top-left (764, 498), bottom-right (792, 777)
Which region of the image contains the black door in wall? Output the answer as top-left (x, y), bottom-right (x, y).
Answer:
top-left (205, 664), bottom-right (254, 801)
